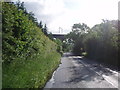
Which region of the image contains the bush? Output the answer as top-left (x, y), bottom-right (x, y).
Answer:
top-left (2, 2), bottom-right (61, 88)
top-left (67, 21), bottom-right (118, 66)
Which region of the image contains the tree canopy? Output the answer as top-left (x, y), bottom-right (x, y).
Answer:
top-left (67, 20), bottom-right (118, 66)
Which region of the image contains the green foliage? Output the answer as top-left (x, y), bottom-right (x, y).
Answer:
top-left (3, 52), bottom-right (60, 88)
top-left (67, 23), bottom-right (90, 55)
top-left (62, 40), bottom-right (72, 52)
top-left (67, 20), bottom-right (118, 66)
top-left (54, 39), bottom-right (63, 55)
top-left (83, 20), bottom-right (118, 65)
top-left (2, 2), bottom-right (61, 88)
top-left (47, 32), bottom-right (54, 41)
top-left (43, 24), bottom-right (48, 36)
top-left (38, 21), bottom-right (43, 32)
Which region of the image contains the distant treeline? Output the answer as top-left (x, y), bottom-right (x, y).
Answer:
top-left (2, 2), bottom-right (61, 88)
top-left (67, 20), bottom-right (119, 67)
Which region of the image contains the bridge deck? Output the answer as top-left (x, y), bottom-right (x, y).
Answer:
top-left (52, 34), bottom-right (66, 41)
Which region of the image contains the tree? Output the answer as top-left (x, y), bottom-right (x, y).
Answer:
top-left (38, 21), bottom-right (43, 32)
top-left (72, 23), bottom-right (90, 34)
top-left (16, 1), bottom-right (27, 14)
top-left (48, 32), bottom-right (53, 40)
top-left (83, 20), bottom-right (118, 65)
top-left (43, 24), bottom-right (48, 36)
top-left (66, 20), bottom-right (118, 66)
top-left (53, 39), bottom-right (63, 55)
top-left (67, 23), bottom-right (90, 55)
top-left (39, 21), bottom-right (43, 28)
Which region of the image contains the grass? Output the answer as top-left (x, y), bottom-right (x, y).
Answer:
top-left (3, 52), bottom-right (61, 88)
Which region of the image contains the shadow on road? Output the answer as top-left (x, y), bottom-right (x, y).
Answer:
top-left (65, 63), bottom-right (103, 84)
top-left (64, 53), bottom-right (118, 84)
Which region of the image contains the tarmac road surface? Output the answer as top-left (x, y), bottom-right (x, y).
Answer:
top-left (45, 53), bottom-right (119, 89)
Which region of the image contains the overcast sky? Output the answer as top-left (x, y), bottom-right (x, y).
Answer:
top-left (13, 0), bottom-right (119, 34)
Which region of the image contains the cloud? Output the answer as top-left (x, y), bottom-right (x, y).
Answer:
top-left (19, 0), bottom-right (70, 33)
top-left (17, 0), bottom-right (119, 34)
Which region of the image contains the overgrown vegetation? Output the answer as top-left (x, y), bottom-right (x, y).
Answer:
top-left (2, 1), bottom-right (119, 88)
top-left (2, 2), bottom-right (61, 88)
top-left (67, 20), bottom-right (119, 67)
top-left (3, 52), bottom-right (60, 88)
top-left (53, 39), bottom-right (63, 55)
top-left (62, 38), bottom-right (73, 52)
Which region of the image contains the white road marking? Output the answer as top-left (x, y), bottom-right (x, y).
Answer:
top-left (102, 75), bottom-right (118, 88)
top-left (78, 59), bottom-right (118, 88)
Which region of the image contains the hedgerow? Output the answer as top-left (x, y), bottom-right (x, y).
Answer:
top-left (2, 2), bottom-right (61, 88)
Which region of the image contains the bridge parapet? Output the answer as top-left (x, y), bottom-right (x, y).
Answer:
top-left (52, 34), bottom-right (66, 41)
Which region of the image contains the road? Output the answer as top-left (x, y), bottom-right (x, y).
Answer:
top-left (45, 53), bottom-right (119, 88)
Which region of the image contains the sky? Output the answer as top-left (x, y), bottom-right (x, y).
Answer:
top-left (13, 0), bottom-right (119, 34)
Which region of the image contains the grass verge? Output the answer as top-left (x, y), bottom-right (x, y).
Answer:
top-left (3, 52), bottom-right (61, 88)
